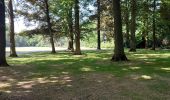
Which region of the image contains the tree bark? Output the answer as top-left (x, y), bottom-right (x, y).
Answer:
top-left (152, 0), bottom-right (156, 50)
top-left (145, 0), bottom-right (149, 49)
top-left (8, 0), bottom-right (17, 57)
top-left (74, 0), bottom-right (81, 55)
top-left (111, 0), bottom-right (128, 61)
top-left (44, 0), bottom-right (56, 53)
top-left (0, 0), bottom-right (9, 66)
top-left (97, 0), bottom-right (101, 50)
top-left (129, 0), bottom-right (137, 52)
top-left (125, 0), bottom-right (130, 48)
top-left (68, 7), bottom-right (74, 52)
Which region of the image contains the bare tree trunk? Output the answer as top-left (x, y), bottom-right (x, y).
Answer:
top-left (8, 0), bottom-right (17, 57)
top-left (74, 0), bottom-right (81, 55)
top-left (111, 0), bottom-right (128, 61)
top-left (152, 0), bottom-right (156, 50)
top-left (145, 0), bottom-right (149, 49)
top-left (125, 0), bottom-right (130, 48)
top-left (97, 0), bottom-right (101, 50)
top-left (129, 0), bottom-right (137, 52)
top-left (68, 7), bottom-right (74, 52)
top-left (0, 0), bottom-right (9, 66)
top-left (145, 18), bottom-right (149, 49)
top-left (44, 0), bottom-right (56, 53)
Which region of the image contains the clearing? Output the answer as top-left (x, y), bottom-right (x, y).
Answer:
top-left (0, 49), bottom-right (170, 100)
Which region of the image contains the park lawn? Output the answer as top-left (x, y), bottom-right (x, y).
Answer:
top-left (0, 49), bottom-right (170, 100)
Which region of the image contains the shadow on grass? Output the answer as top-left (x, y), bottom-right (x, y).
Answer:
top-left (1, 49), bottom-right (170, 99)
top-left (7, 49), bottom-right (170, 78)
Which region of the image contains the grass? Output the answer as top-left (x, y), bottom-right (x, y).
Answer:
top-left (0, 49), bottom-right (170, 99)
top-left (7, 49), bottom-right (170, 77)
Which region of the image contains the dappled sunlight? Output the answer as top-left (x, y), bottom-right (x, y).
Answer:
top-left (129, 67), bottom-right (141, 70)
top-left (122, 68), bottom-right (128, 71)
top-left (17, 81), bottom-right (35, 89)
top-left (134, 53), bottom-right (170, 56)
top-left (4, 49), bottom-right (170, 98)
top-left (161, 68), bottom-right (170, 73)
top-left (141, 75), bottom-right (152, 80)
top-left (61, 71), bottom-right (69, 75)
top-left (161, 67), bottom-right (170, 71)
top-left (80, 67), bottom-right (94, 72)
top-left (136, 55), bottom-right (150, 59)
top-left (134, 53), bottom-right (170, 59)
top-left (143, 58), bottom-right (156, 61)
top-left (0, 83), bottom-right (11, 89)
top-left (0, 72), bottom-right (73, 95)
top-left (130, 75), bottom-right (152, 80)
top-left (3, 90), bottom-right (12, 93)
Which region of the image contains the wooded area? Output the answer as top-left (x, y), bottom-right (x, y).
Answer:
top-left (0, 0), bottom-right (170, 99)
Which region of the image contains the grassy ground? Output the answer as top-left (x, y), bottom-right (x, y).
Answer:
top-left (0, 49), bottom-right (170, 100)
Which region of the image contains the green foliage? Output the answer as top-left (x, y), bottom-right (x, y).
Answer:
top-left (6, 35), bottom-right (51, 47)
top-left (80, 31), bottom-right (114, 48)
top-left (26, 35), bottom-right (50, 47)
top-left (13, 0), bottom-right (170, 49)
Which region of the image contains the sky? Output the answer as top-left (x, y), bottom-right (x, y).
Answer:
top-left (14, 18), bottom-right (26, 33)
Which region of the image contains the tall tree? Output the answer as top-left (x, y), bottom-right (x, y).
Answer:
top-left (97, 0), bottom-right (101, 50)
top-left (8, 0), bottom-right (18, 57)
top-left (111, 0), bottom-right (128, 61)
top-left (141, 0), bottom-right (150, 49)
top-left (0, 0), bottom-right (9, 66)
top-left (74, 0), bottom-right (81, 55)
top-left (152, 0), bottom-right (156, 50)
top-left (44, 0), bottom-right (56, 53)
top-left (129, 0), bottom-right (137, 52)
top-left (124, 0), bottom-right (130, 48)
top-left (67, 6), bottom-right (74, 52)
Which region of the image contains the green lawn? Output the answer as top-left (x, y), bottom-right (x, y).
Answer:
top-left (0, 49), bottom-right (170, 99)
top-left (8, 49), bottom-right (170, 77)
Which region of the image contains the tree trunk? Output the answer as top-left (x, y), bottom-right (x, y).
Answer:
top-left (44, 0), bottom-right (56, 53)
top-left (125, 0), bottom-right (130, 48)
top-left (152, 0), bottom-right (156, 50)
top-left (97, 0), bottom-right (101, 50)
top-left (74, 0), bottom-right (81, 55)
top-left (0, 0), bottom-right (9, 66)
top-left (129, 0), bottom-right (137, 52)
top-left (145, 0), bottom-right (149, 49)
top-left (142, 31), bottom-right (146, 48)
top-left (8, 0), bottom-right (17, 57)
top-left (142, 16), bottom-right (148, 49)
top-left (68, 7), bottom-right (74, 52)
top-left (111, 0), bottom-right (128, 61)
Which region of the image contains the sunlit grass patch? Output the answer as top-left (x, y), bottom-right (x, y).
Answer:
top-left (6, 49), bottom-right (170, 78)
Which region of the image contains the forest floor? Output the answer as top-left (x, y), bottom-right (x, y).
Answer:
top-left (0, 49), bottom-right (170, 100)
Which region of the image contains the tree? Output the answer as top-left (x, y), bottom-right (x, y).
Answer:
top-left (111, 0), bottom-right (128, 61)
top-left (160, 0), bottom-right (170, 43)
top-left (67, 6), bottom-right (74, 52)
top-left (74, 0), bottom-right (81, 55)
top-left (124, 0), bottom-right (130, 48)
top-left (8, 0), bottom-right (18, 57)
top-left (129, 0), bottom-right (137, 52)
top-left (44, 0), bottom-right (56, 53)
top-left (141, 0), bottom-right (150, 49)
top-left (152, 0), bottom-right (156, 50)
top-left (0, 0), bottom-right (9, 66)
top-left (97, 0), bottom-right (101, 50)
